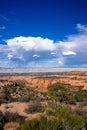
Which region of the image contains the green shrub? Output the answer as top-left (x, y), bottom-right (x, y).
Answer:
top-left (39, 116), bottom-right (48, 130)
top-left (75, 90), bottom-right (87, 102)
top-left (21, 119), bottom-right (39, 130)
top-left (4, 112), bottom-right (25, 123)
top-left (0, 111), bottom-right (4, 122)
top-left (22, 105), bottom-right (85, 130)
top-left (55, 105), bottom-right (85, 130)
top-left (46, 109), bottom-right (54, 116)
top-left (68, 114), bottom-right (85, 130)
top-left (0, 111), bottom-right (4, 130)
top-left (48, 83), bottom-right (87, 105)
top-left (25, 102), bottom-right (44, 114)
top-left (48, 83), bottom-right (69, 104)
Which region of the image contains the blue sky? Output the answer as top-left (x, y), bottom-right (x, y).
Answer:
top-left (0, 0), bottom-right (87, 68)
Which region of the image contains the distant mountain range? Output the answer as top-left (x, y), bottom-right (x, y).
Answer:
top-left (0, 68), bottom-right (87, 74)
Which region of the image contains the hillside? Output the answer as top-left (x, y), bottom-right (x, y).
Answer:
top-left (0, 73), bottom-right (87, 91)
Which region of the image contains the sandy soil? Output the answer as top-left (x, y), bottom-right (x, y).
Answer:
top-left (0, 102), bottom-right (29, 117)
top-left (0, 102), bottom-right (42, 119)
top-left (0, 74), bottom-right (87, 91)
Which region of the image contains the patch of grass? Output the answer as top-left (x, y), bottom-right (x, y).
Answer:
top-left (25, 102), bottom-right (44, 114)
top-left (75, 90), bottom-right (87, 102)
top-left (22, 105), bottom-right (85, 130)
top-left (21, 119), bottom-right (40, 130)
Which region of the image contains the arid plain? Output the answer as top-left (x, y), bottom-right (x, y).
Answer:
top-left (0, 69), bottom-right (87, 130)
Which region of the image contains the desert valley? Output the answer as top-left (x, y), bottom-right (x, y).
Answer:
top-left (0, 70), bottom-right (87, 130)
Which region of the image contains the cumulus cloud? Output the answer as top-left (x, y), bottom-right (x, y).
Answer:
top-left (0, 23), bottom-right (87, 67)
top-left (4, 36), bottom-right (56, 66)
top-left (6, 36), bottom-right (55, 51)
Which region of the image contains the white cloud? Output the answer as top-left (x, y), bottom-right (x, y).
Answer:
top-left (77, 24), bottom-right (87, 32)
top-left (50, 52), bottom-right (57, 56)
top-left (0, 23), bottom-right (87, 67)
top-left (62, 51), bottom-right (76, 56)
top-left (2, 36), bottom-right (57, 67)
top-left (32, 54), bottom-right (40, 57)
top-left (58, 58), bottom-right (64, 66)
top-left (6, 36), bottom-right (55, 51)
top-left (8, 54), bottom-right (13, 59)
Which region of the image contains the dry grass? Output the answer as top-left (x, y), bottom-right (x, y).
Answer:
top-left (4, 122), bottom-right (20, 130)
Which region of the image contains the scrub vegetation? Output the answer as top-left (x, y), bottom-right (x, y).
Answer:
top-left (0, 77), bottom-right (87, 130)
